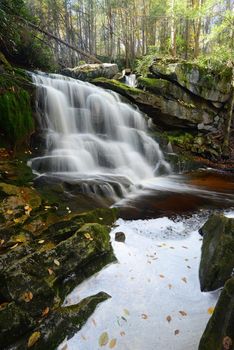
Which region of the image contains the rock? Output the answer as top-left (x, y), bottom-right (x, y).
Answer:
top-left (199, 214), bottom-right (234, 291)
top-left (199, 277), bottom-right (234, 350)
top-left (61, 63), bottom-right (119, 82)
top-left (92, 78), bottom-right (216, 130)
top-left (115, 231), bottom-right (126, 242)
top-left (150, 61), bottom-right (232, 103)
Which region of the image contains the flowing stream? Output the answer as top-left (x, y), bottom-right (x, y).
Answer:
top-left (30, 72), bottom-right (170, 199)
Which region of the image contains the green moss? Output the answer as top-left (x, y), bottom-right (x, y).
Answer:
top-left (0, 88), bottom-right (34, 146)
top-left (92, 77), bottom-right (143, 95)
top-left (165, 131), bottom-right (194, 148)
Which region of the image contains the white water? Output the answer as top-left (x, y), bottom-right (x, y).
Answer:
top-left (58, 213), bottom-right (224, 350)
top-left (30, 73), bottom-right (170, 198)
top-left (125, 74), bottom-right (137, 87)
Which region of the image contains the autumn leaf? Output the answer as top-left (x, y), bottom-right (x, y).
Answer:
top-left (174, 329), bottom-right (180, 335)
top-left (84, 233), bottom-right (93, 241)
top-left (6, 209), bottom-right (13, 215)
top-left (10, 243), bottom-right (19, 250)
top-left (141, 313), bottom-right (148, 319)
top-left (27, 331), bottom-right (41, 348)
top-left (181, 277), bottom-right (187, 283)
top-left (0, 239), bottom-right (5, 246)
top-left (168, 284), bottom-right (172, 289)
top-left (166, 315), bottom-right (172, 323)
top-left (42, 307), bottom-right (50, 317)
top-left (179, 311), bottom-right (187, 316)
top-left (54, 259), bottom-right (60, 266)
top-left (207, 307), bottom-right (214, 315)
top-left (38, 240), bottom-right (45, 244)
top-left (48, 268), bottom-right (54, 275)
top-left (22, 291), bottom-right (33, 302)
top-left (120, 331), bottom-right (125, 337)
top-left (99, 332), bottom-right (109, 346)
top-left (159, 274), bottom-right (165, 278)
top-left (109, 339), bottom-right (117, 348)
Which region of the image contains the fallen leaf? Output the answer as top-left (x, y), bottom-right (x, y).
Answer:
top-left (159, 274), bottom-right (165, 278)
top-left (168, 284), bottom-right (172, 289)
top-left (92, 318), bottom-right (97, 326)
top-left (0, 239), bottom-right (5, 246)
top-left (141, 313), bottom-right (148, 319)
top-left (84, 233), bottom-right (93, 241)
top-left (179, 310), bottom-right (187, 316)
top-left (27, 331), bottom-right (41, 348)
top-left (207, 307), bottom-right (214, 315)
top-left (48, 268), bottom-right (54, 275)
top-left (174, 329), bottom-right (180, 335)
top-left (6, 209), bottom-right (13, 215)
top-left (120, 331), bottom-right (125, 337)
top-left (22, 291), bottom-right (33, 302)
top-left (99, 332), bottom-right (109, 346)
top-left (54, 259), bottom-right (60, 266)
top-left (81, 334), bottom-right (87, 340)
top-left (109, 338), bottom-right (117, 348)
top-left (123, 309), bottom-right (130, 316)
top-left (0, 302), bottom-right (9, 309)
top-left (166, 315), bottom-right (172, 323)
top-left (38, 240), bottom-right (45, 244)
top-left (222, 336), bottom-right (233, 350)
top-left (10, 243), bottom-right (18, 250)
top-left (42, 307), bottom-right (50, 317)
top-left (181, 277), bottom-right (187, 283)
top-left (13, 218), bottom-right (20, 224)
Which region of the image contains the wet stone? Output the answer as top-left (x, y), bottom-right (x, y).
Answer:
top-left (115, 231), bottom-right (126, 242)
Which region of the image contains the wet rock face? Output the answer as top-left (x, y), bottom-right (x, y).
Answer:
top-left (61, 63), bottom-right (119, 81)
top-left (150, 61), bottom-right (232, 103)
top-left (199, 214), bottom-right (234, 292)
top-left (199, 277), bottom-right (234, 350)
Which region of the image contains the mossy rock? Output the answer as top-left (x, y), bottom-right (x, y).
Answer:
top-left (199, 277), bottom-right (234, 350)
top-left (199, 214), bottom-right (234, 291)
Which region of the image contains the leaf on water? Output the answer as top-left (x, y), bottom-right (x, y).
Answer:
top-left (42, 307), bottom-right (50, 317)
top-left (99, 332), bottom-right (109, 347)
top-left (48, 268), bottom-right (54, 275)
top-left (92, 318), bottom-right (97, 326)
top-left (168, 284), bottom-right (172, 289)
top-left (121, 316), bottom-right (127, 322)
top-left (182, 246), bottom-right (188, 249)
top-left (22, 291), bottom-right (33, 302)
top-left (179, 310), bottom-right (187, 316)
top-left (109, 339), bottom-right (117, 348)
top-left (27, 331), bottom-right (41, 348)
top-left (38, 240), bottom-right (45, 244)
top-left (166, 315), bottom-right (172, 323)
top-left (10, 243), bottom-right (18, 250)
top-left (207, 307), bottom-right (214, 315)
top-left (81, 334), bottom-right (87, 340)
top-left (181, 277), bottom-right (187, 283)
top-left (170, 246), bottom-right (175, 249)
top-left (141, 313), bottom-right (148, 319)
top-left (174, 329), bottom-right (180, 335)
top-left (187, 266), bottom-right (191, 269)
top-left (184, 258), bottom-right (189, 261)
top-left (123, 309), bottom-right (130, 316)
top-left (120, 331), bottom-right (125, 337)
top-left (54, 259), bottom-right (60, 266)
top-left (159, 274), bottom-right (165, 278)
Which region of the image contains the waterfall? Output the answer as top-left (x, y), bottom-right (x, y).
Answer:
top-left (125, 74), bottom-right (137, 87)
top-left (29, 73), bottom-right (170, 199)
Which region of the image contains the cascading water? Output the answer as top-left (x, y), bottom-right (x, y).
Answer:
top-left (29, 73), bottom-right (170, 199)
top-left (125, 74), bottom-right (137, 87)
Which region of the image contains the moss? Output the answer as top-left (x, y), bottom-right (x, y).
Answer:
top-left (165, 131), bottom-right (194, 149)
top-left (92, 77), bottom-right (143, 95)
top-left (0, 89), bottom-right (34, 147)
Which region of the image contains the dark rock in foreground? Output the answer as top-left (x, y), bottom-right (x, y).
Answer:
top-left (115, 231), bottom-right (126, 242)
top-left (199, 214), bottom-right (234, 292)
top-left (199, 277), bottom-right (234, 350)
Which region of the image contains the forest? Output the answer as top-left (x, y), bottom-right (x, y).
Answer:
top-left (0, 1), bottom-right (234, 350)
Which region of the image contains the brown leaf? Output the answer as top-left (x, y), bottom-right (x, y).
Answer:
top-left (48, 268), bottom-right (54, 275)
top-left (99, 332), bottom-right (109, 346)
top-left (222, 336), bottom-right (233, 350)
top-left (42, 307), bottom-right (50, 317)
top-left (166, 315), bottom-right (172, 323)
top-left (141, 313), bottom-right (148, 319)
top-left (207, 307), bottom-right (214, 315)
top-left (109, 338), bottom-right (117, 348)
top-left (159, 274), bottom-right (165, 278)
top-left (168, 284), bottom-right (172, 289)
top-left (174, 329), bottom-right (180, 335)
top-left (22, 291), bottom-right (33, 302)
top-left (0, 239), bottom-right (5, 246)
top-left (179, 310), bottom-right (187, 316)
top-left (27, 331), bottom-right (41, 348)
top-left (0, 302), bottom-right (9, 309)
top-left (92, 318), bottom-right (97, 326)
top-left (120, 331), bottom-right (125, 337)
top-left (181, 277), bottom-right (187, 283)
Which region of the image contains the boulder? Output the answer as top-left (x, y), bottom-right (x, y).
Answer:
top-left (62, 63), bottom-right (119, 81)
top-left (92, 78), bottom-right (216, 130)
top-left (199, 277), bottom-right (234, 350)
top-left (199, 214), bottom-right (234, 291)
top-left (150, 61), bottom-right (232, 103)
